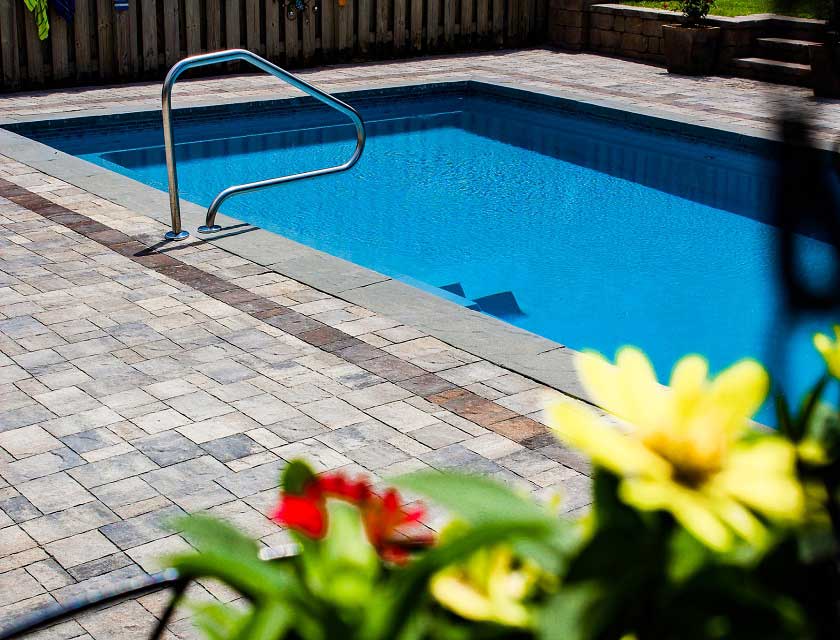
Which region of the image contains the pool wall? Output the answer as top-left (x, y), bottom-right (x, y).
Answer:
top-left (0, 78), bottom-right (822, 406)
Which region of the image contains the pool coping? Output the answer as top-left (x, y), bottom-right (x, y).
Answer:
top-left (0, 75), bottom-right (806, 404)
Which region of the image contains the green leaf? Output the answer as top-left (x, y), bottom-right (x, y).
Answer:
top-left (668, 528), bottom-right (709, 583)
top-left (537, 584), bottom-right (604, 640)
top-left (795, 374), bottom-right (830, 442)
top-left (169, 552), bottom-right (295, 601)
top-left (283, 459), bottom-right (317, 495)
top-left (774, 390), bottom-right (794, 441)
top-left (192, 602), bottom-right (250, 640)
top-left (301, 501), bottom-right (379, 610)
top-left (176, 514), bottom-right (260, 557)
top-left (395, 471), bottom-right (554, 526)
top-left (233, 601), bottom-right (293, 640)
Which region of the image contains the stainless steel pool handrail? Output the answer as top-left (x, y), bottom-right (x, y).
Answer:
top-left (161, 49), bottom-right (366, 241)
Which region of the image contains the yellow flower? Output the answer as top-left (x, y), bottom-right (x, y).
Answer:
top-left (550, 347), bottom-right (804, 552)
top-left (814, 325), bottom-right (840, 379)
top-left (430, 546), bottom-right (538, 628)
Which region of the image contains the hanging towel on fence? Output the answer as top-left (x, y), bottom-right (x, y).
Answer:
top-left (23, 0), bottom-right (49, 39)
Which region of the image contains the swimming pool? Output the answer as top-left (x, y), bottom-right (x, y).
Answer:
top-left (14, 83), bottom-right (836, 422)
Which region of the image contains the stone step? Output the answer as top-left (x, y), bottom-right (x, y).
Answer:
top-left (731, 57), bottom-right (811, 86)
top-left (756, 37), bottom-right (822, 64)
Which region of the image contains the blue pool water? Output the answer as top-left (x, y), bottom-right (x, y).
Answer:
top-left (20, 86), bottom-right (838, 422)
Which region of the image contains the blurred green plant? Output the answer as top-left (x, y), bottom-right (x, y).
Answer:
top-left (166, 326), bottom-right (840, 640)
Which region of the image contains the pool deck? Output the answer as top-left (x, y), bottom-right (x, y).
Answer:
top-left (0, 47), bottom-right (838, 638)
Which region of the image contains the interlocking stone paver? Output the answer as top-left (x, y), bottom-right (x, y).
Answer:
top-left (26, 558), bottom-right (75, 591)
top-left (67, 551), bottom-right (134, 582)
top-left (166, 390), bottom-right (235, 422)
top-left (231, 393), bottom-right (299, 425)
top-left (367, 400), bottom-right (442, 432)
top-left (0, 568), bottom-right (45, 607)
top-left (200, 434), bottom-right (265, 462)
top-left (91, 477), bottom-right (160, 511)
top-left (0, 424), bottom-right (61, 458)
top-left (46, 530), bottom-right (120, 569)
top-left (68, 451), bottom-right (158, 488)
top-left (99, 505), bottom-right (186, 550)
top-left (21, 501), bottom-right (119, 545)
top-left (34, 387), bottom-right (100, 416)
top-left (176, 412), bottom-right (262, 444)
top-left (0, 448), bottom-right (86, 484)
top-left (133, 431), bottom-right (204, 467)
top-left (17, 473), bottom-right (95, 514)
top-left (60, 427), bottom-right (124, 455)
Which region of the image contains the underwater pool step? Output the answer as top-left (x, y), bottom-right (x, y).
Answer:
top-left (731, 57), bottom-right (811, 86)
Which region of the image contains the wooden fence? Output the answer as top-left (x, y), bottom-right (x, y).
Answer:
top-left (0, 0), bottom-right (547, 90)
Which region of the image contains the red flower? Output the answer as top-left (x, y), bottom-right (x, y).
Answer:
top-left (319, 473), bottom-right (372, 503)
top-left (362, 489), bottom-right (427, 563)
top-left (271, 470), bottom-right (433, 560)
top-left (271, 486), bottom-right (327, 538)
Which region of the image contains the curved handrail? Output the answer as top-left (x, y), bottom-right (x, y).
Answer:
top-left (161, 49), bottom-right (366, 241)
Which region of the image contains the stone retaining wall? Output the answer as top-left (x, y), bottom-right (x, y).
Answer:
top-left (549, 0), bottom-right (826, 70)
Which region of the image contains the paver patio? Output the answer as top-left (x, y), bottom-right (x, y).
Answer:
top-left (0, 47), bottom-right (838, 638)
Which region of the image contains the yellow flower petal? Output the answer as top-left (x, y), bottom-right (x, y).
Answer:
top-left (798, 438), bottom-right (829, 465)
top-left (620, 478), bottom-right (733, 551)
top-left (431, 572), bottom-right (496, 622)
top-left (669, 355), bottom-right (709, 422)
top-left (708, 495), bottom-right (768, 548)
top-left (705, 359), bottom-right (769, 434)
top-left (614, 347), bottom-right (665, 427)
top-left (576, 350), bottom-right (624, 415)
top-left (549, 402), bottom-right (671, 480)
top-left (814, 327), bottom-right (840, 379)
top-left (715, 439), bottom-right (804, 521)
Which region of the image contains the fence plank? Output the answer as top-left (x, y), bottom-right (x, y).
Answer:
top-left (507, 0), bottom-right (519, 39)
top-left (74, 0), bottom-right (95, 78)
top-left (357, 0), bottom-right (370, 53)
top-left (302, 8), bottom-right (316, 62)
top-left (320, 0), bottom-right (335, 56)
top-left (246, 0), bottom-right (260, 52)
top-left (394, 0), bottom-right (406, 49)
top-left (206, 0), bottom-right (221, 51)
top-left (410, 0), bottom-right (422, 50)
top-left (140, 0), bottom-right (157, 72)
top-left (520, 0), bottom-right (532, 40)
top-left (225, 0), bottom-right (240, 48)
top-left (185, 0), bottom-right (202, 54)
top-left (113, 5), bottom-right (131, 76)
top-left (375, 0), bottom-right (387, 48)
top-left (163, 0), bottom-right (181, 66)
top-left (444, 0), bottom-right (456, 45)
top-left (23, 7), bottom-right (45, 84)
top-left (476, 0), bottom-right (489, 37)
top-left (460, 0), bottom-right (473, 41)
top-left (96, 0), bottom-right (115, 78)
top-left (265, 0), bottom-right (282, 60)
top-left (50, 7), bottom-right (71, 80)
top-left (426, 0), bottom-right (438, 47)
top-left (284, 11), bottom-right (299, 63)
top-left (492, 0), bottom-right (504, 43)
top-left (337, 0), bottom-right (353, 54)
top-left (128, 0), bottom-right (140, 72)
